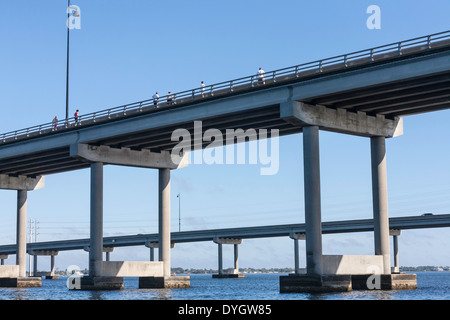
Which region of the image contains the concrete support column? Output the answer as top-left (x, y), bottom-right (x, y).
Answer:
top-left (303, 126), bottom-right (323, 276)
top-left (16, 190), bottom-right (27, 278)
top-left (390, 229), bottom-right (401, 273)
top-left (218, 243), bottom-right (223, 275)
top-left (150, 248), bottom-right (155, 261)
top-left (290, 233), bottom-right (305, 275)
top-left (159, 168), bottom-right (171, 277)
top-left (33, 255), bottom-right (37, 277)
top-left (90, 162), bottom-right (103, 278)
top-left (50, 255), bottom-right (55, 275)
top-left (294, 239), bottom-right (300, 274)
top-left (393, 235), bottom-right (399, 272)
top-left (234, 244), bottom-right (239, 273)
top-left (370, 137), bottom-right (391, 274)
top-left (105, 252), bottom-right (110, 262)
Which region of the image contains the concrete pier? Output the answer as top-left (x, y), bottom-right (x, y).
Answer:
top-left (74, 162), bottom-right (123, 290)
top-left (390, 229), bottom-right (401, 273)
top-left (371, 136), bottom-right (391, 274)
top-left (30, 251), bottom-right (60, 279)
top-left (290, 232), bottom-right (305, 275)
top-left (280, 126), bottom-right (350, 292)
top-left (145, 241), bottom-right (175, 262)
top-left (0, 187), bottom-right (41, 287)
top-left (280, 129), bottom-right (416, 293)
top-left (139, 169), bottom-right (190, 288)
top-left (212, 238), bottom-right (244, 278)
top-left (159, 168), bottom-right (171, 278)
top-left (303, 126), bottom-right (323, 276)
top-left (17, 190), bottom-right (27, 278)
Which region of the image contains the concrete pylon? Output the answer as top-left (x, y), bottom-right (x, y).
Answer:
top-left (16, 190), bottom-right (27, 278)
top-left (139, 169), bottom-right (190, 289)
top-left (212, 238), bottom-right (244, 278)
top-left (89, 162), bottom-right (103, 278)
top-left (159, 168), bottom-right (171, 278)
top-left (370, 136), bottom-right (391, 274)
top-left (303, 126), bottom-right (323, 276)
top-left (390, 229), bottom-right (401, 273)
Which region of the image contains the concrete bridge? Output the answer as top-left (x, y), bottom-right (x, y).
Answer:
top-left (0, 30), bottom-right (449, 291)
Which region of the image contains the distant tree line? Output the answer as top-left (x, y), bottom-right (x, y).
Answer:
top-left (171, 267), bottom-right (295, 274)
top-left (400, 266), bottom-right (449, 272)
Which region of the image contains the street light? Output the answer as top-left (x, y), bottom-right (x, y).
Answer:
top-left (66, 1), bottom-right (80, 123)
top-left (177, 193), bottom-right (181, 232)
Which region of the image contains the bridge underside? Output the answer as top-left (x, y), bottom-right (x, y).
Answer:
top-left (1, 71), bottom-right (449, 177)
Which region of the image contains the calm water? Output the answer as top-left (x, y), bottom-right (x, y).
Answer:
top-left (0, 272), bottom-right (449, 300)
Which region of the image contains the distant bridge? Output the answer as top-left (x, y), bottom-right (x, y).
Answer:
top-left (0, 214), bottom-right (448, 254)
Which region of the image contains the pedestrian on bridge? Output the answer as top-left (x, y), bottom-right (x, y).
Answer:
top-left (52, 116), bottom-right (58, 131)
top-left (153, 92), bottom-right (159, 108)
top-left (257, 67), bottom-right (266, 85)
top-left (201, 81), bottom-right (206, 97)
top-left (74, 109), bottom-right (80, 126)
top-left (167, 91), bottom-right (174, 105)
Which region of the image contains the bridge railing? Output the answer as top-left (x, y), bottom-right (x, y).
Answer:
top-left (1, 30), bottom-right (449, 145)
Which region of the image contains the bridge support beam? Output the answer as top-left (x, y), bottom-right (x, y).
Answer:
top-left (0, 255), bottom-right (8, 265)
top-left (212, 238), bottom-right (244, 278)
top-left (280, 101), bottom-right (403, 138)
top-left (70, 144), bottom-right (188, 170)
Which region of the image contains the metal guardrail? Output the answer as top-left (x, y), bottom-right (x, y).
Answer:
top-left (1, 30), bottom-right (449, 145)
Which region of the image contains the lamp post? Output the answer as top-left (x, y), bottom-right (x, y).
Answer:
top-left (177, 193), bottom-right (181, 232)
top-left (66, 1), bottom-right (80, 123)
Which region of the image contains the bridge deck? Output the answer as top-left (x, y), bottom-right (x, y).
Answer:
top-left (0, 32), bottom-right (449, 177)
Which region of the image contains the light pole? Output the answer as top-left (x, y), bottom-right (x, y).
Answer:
top-left (177, 193), bottom-right (181, 232)
top-left (66, 0), bottom-right (70, 123)
top-left (66, 1), bottom-right (80, 123)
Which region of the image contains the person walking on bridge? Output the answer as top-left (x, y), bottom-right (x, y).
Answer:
top-left (167, 91), bottom-right (174, 105)
top-left (52, 116), bottom-right (58, 131)
top-left (153, 92), bottom-right (159, 108)
top-left (201, 81), bottom-right (206, 97)
top-left (257, 67), bottom-right (266, 85)
top-left (74, 109), bottom-right (80, 126)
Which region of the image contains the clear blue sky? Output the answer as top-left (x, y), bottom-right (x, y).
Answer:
top-left (0, 1), bottom-right (449, 271)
